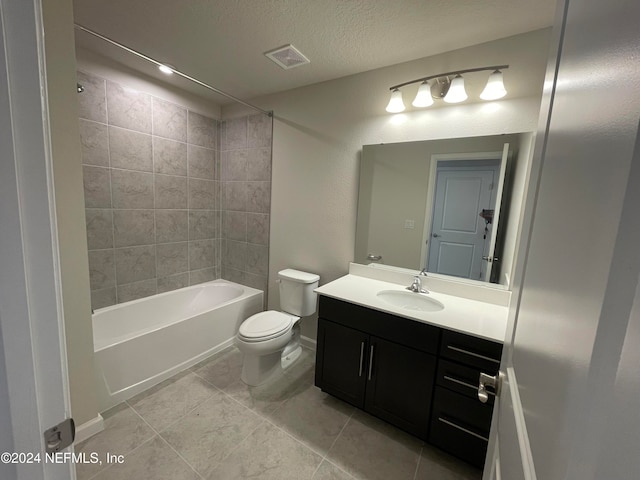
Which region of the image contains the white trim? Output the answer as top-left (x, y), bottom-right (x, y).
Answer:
top-left (73, 415), bottom-right (104, 445)
top-left (300, 335), bottom-right (317, 351)
top-left (484, 144), bottom-right (510, 281)
top-left (0, 1), bottom-right (73, 478)
top-left (507, 367), bottom-right (537, 480)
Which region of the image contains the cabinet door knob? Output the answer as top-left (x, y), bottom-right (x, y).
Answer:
top-left (358, 342), bottom-right (365, 377)
top-left (368, 345), bottom-right (375, 380)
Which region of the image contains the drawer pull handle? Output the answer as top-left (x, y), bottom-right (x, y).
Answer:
top-left (447, 345), bottom-right (500, 364)
top-left (358, 342), bottom-right (365, 377)
top-left (368, 345), bottom-right (374, 380)
top-left (438, 417), bottom-right (489, 442)
top-left (443, 375), bottom-right (479, 392)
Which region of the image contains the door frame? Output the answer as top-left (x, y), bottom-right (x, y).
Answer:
top-left (0, 0), bottom-right (74, 478)
top-left (420, 151), bottom-right (505, 271)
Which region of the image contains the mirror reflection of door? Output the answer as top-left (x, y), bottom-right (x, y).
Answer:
top-left (427, 163), bottom-right (499, 279)
top-left (425, 145), bottom-right (509, 281)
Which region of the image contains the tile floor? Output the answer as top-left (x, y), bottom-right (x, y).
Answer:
top-left (76, 347), bottom-right (482, 480)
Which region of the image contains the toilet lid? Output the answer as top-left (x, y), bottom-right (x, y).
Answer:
top-left (239, 311), bottom-right (294, 340)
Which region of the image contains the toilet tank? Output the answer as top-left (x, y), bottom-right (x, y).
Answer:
top-left (278, 269), bottom-right (320, 316)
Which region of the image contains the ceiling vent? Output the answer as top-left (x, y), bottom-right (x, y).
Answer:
top-left (264, 44), bottom-right (310, 70)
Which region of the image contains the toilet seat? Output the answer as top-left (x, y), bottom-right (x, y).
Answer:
top-left (238, 311), bottom-right (297, 342)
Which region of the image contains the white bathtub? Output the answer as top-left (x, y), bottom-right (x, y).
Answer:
top-left (92, 280), bottom-right (263, 411)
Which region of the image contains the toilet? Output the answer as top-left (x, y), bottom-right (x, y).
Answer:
top-left (235, 268), bottom-right (320, 386)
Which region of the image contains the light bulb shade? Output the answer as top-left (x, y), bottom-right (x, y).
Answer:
top-left (386, 89), bottom-right (406, 113)
top-left (480, 70), bottom-right (507, 100)
top-left (412, 81), bottom-right (434, 108)
top-left (443, 75), bottom-right (468, 103)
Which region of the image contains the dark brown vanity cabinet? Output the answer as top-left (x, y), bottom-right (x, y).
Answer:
top-left (315, 296), bottom-right (438, 439)
top-left (315, 295), bottom-right (503, 468)
top-left (430, 330), bottom-right (502, 467)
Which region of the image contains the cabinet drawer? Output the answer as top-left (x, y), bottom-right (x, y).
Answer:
top-left (319, 296), bottom-right (440, 354)
top-left (440, 330), bottom-right (502, 372)
top-left (436, 359), bottom-right (494, 405)
top-left (429, 387), bottom-right (493, 467)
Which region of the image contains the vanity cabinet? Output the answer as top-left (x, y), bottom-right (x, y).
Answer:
top-left (315, 296), bottom-right (438, 439)
top-left (315, 295), bottom-right (502, 468)
top-left (429, 330), bottom-right (502, 467)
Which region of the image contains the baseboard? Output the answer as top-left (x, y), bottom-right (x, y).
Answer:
top-left (74, 413), bottom-right (104, 445)
top-left (300, 335), bottom-right (316, 351)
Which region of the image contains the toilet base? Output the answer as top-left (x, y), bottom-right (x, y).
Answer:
top-left (281, 345), bottom-right (302, 370)
top-left (240, 349), bottom-right (282, 386)
top-left (239, 343), bottom-right (302, 387)
top-left (237, 320), bottom-right (303, 386)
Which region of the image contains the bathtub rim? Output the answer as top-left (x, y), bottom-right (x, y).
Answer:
top-left (92, 279), bottom-right (263, 352)
top-left (92, 279), bottom-right (264, 411)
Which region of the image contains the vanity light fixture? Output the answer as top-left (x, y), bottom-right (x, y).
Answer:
top-left (443, 75), bottom-right (468, 103)
top-left (480, 69), bottom-right (508, 100)
top-left (386, 89), bottom-right (406, 113)
top-left (411, 81), bottom-right (434, 108)
top-left (385, 65), bottom-right (509, 113)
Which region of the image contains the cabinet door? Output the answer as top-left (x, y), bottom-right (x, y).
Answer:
top-left (315, 318), bottom-right (368, 408)
top-left (364, 336), bottom-right (436, 439)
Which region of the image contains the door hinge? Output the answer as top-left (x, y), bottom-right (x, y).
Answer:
top-left (44, 418), bottom-right (75, 453)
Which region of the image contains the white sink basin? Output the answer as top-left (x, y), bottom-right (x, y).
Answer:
top-left (376, 290), bottom-right (444, 312)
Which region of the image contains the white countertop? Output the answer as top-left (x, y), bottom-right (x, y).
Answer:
top-left (315, 274), bottom-right (508, 343)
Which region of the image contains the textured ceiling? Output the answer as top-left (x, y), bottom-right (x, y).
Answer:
top-left (73, 0), bottom-right (558, 105)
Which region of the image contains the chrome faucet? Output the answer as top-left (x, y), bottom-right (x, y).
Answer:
top-left (406, 275), bottom-right (428, 294)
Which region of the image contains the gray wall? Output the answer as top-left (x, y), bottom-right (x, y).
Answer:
top-left (220, 114), bottom-right (273, 295)
top-left (79, 71), bottom-right (222, 309)
top-left (79, 69), bottom-right (274, 310)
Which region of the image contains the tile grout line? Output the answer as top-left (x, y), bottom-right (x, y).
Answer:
top-left (413, 445), bottom-right (424, 480)
top-left (312, 409), bottom-right (357, 478)
top-left (210, 417), bottom-right (270, 474)
top-left (124, 400), bottom-right (207, 480)
top-left (82, 431), bottom-right (158, 480)
top-left (103, 77), bottom-right (118, 307)
top-left (151, 97), bottom-right (159, 297)
top-left (125, 370), bottom-right (226, 435)
top-left (156, 435), bottom-right (207, 480)
top-left (181, 360), bottom-right (273, 472)
top-left (189, 350), bottom-right (329, 473)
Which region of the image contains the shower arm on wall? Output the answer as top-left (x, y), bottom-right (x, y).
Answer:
top-left (74, 23), bottom-right (273, 117)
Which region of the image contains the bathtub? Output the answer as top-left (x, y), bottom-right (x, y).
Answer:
top-left (93, 280), bottom-right (263, 411)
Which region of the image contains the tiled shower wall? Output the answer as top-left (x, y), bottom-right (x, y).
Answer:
top-left (219, 114), bottom-right (273, 293)
top-left (78, 71), bottom-right (222, 309)
top-left (78, 71), bottom-right (273, 310)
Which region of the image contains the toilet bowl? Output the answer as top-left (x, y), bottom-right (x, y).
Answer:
top-left (235, 269), bottom-right (319, 386)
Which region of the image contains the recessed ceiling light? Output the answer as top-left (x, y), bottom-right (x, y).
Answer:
top-left (158, 64), bottom-right (174, 75)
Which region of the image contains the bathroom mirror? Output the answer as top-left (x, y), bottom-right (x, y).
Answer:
top-left (355, 133), bottom-right (535, 287)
